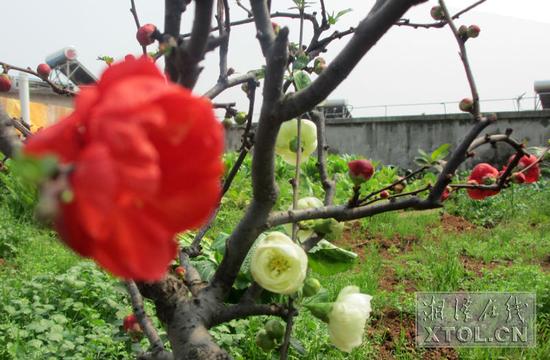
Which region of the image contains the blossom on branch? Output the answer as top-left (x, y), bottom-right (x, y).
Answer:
top-left (250, 232), bottom-right (308, 295)
top-left (509, 154), bottom-right (540, 183)
top-left (328, 286), bottom-right (372, 353)
top-left (466, 163), bottom-right (499, 200)
top-left (275, 119), bottom-right (317, 165)
top-left (24, 56), bottom-right (224, 281)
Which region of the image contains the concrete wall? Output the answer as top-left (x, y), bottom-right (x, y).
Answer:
top-left (225, 110), bottom-right (550, 168)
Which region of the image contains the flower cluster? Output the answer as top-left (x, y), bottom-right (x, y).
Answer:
top-left (24, 56), bottom-right (224, 281)
top-left (467, 155), bottom-right (540, 200)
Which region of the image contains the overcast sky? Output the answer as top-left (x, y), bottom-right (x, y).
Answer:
top-left (1, 0), bottom-right (549, 117)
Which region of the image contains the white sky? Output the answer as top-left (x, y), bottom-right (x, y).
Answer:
top-left (1, 0), bottom-right (549, 117)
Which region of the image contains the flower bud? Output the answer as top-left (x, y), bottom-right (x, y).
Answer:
top-left (256, 329), bottom-right (277, 352)
top-left (459, 98), bottom-right (474, 112)
top-left (175, 266), bottom-right (185, 278)
top-left (234, 111), bottom-right (248, 125)
top-left (467, 25), bottom-right (481, 38)
top-left (430, 6), bottom-right (445, 21)
top-left (136, 24), bottom-right (157, 46)
top-left (37, 63), bottom-right (52, 79)
top-left (302, 278), bottom-right (321, 297)
top-left (347, 159), bottom-right (374, 185)
top-left (0, 74), bottom-right (11, 92)
top-left (264, 319), bottom-right (285, 341)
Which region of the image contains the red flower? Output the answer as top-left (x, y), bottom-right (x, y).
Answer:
top-left (348, 159), bottom-right (374, 185)
top-left (508, 154), bottom-right (540, 183)
top-left (466, 163), bottom-right (499, 200)
top-left (24, 56), bottom-right (224, 281)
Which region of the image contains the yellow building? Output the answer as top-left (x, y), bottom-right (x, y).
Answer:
top-left (0, 75), bottom-right (73, 132)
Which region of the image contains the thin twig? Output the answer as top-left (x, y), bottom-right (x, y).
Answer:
top-left (130, 0), bottom-right (147, 55)
top-left (396, 0), bottom-right (487, 29)
top-left (291, 118), bottom-right (302, 242)
top-left (439, 0), bottom-right (481, 118)
top-left (1, 62), bottom-right (76, 96)
top-left (125, 281), bottom-right (165, 354)
top-left (358, 166), bottom-right (430, 204)
top-left (279, 298), bottom-right (295, 360)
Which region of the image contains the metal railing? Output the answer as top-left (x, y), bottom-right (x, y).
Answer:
top-left (349, 95), bottom-right (547, 118)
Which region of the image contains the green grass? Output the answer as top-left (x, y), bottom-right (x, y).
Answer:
top-left (0, 154), bottom-right (549, 359)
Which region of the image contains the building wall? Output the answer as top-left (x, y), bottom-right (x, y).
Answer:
top-left (225, 111), bottom-right (550, 168)
top-left (0, 92), bottom-right (73, 131)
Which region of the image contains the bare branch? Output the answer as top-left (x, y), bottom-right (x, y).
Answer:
top-left (207, 28), bottom-right (290, 299)
top-left (279, 298), bottom-right (296, 360)
top-left (203, 72), bottom-right (256, 99)
top-left (396, 0), bottom-right (487, 29)
top-left (130, 0), bottom-right (147, 55)
top-left (280, 0), bottom-right (428, 120)
top-left (211, 303), bottom-right (288, 326)
top-left (249, 0), bottom-right (276, 57)
top-left (125, 281), bottom-right (166, 355)
top-left (1, 62), bottom-right (76, 96)
top-left (178, 0), bottom-right (215, 88)
top-left (439, 0), bottom-right (481, 118)
top-left (310, 111), bottom-right (335, 205)
top-left (0, 106), bottom-right (21, 158)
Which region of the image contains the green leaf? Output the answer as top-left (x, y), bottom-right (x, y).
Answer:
top-left (293, 70), bottom-right (311, 91)
top-left (430, 143), bottom-right (450, 161)
top-left (193, 260), bottom-right (217, 282)
top-left (307, 240), bottom-right (358, 275)
top-left (290, 338), bottom-right (307, 355)
top-left (293, 54), bottom-right (309, 71)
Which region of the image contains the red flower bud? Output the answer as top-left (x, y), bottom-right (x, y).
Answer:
top-left (136, 24), bottom-right (157, 46)
top-left (380, 190), bottom-right (390, 199)
top-left (440, 186), bottom-right (451, 201)
top-left (175, 266), bottom-right (185, 278)
top-left (467, 25), bottom-right (481, 38)
top-left (459, 98), bottom-right (473, 112)
top-left (123, 314), bottom-right (141, 333)
top-left (37, 63), bottom-right (52, 79)
top-left (508, 154), bottom-right (540, 183)
top-left (0, 74), bottom-right (11, 92)
top-left (348, 159), bottom-right (374, 185)
top-left (467, 163), bottom-right (499, 200)
top-left (430, 6), bottom-right (445, 21)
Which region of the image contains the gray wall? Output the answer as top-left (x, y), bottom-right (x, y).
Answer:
top-left (225, 110), bottom-right (550, 168)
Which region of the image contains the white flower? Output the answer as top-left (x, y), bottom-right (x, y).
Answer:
top-left (328, 286), bottom-right (373, 352)
top-left (250, 232), bottom-right (308, 295)
top-left (283, 196), bottom-right (324, 242)
top-left (275, 119), bottom-right (317, 165)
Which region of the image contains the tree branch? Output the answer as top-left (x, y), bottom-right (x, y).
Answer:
top-left (178, 0), bottom-right (215, 88)
top-left (125, 281), bottom-right (166, 355)
top-left (0, 106), bottom-right (21, 158)
top-left (207, 27), bottom-right (290, 299)
top-left (1, 62), bottom-right (76, 96)
top-left (280, 0), bottom-right (428, 120)
top-left (310, 111), bottom-right (335, 205)
top-left (130, 0), bottom-right (147, 55)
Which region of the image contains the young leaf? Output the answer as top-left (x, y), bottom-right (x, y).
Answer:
top-left (307, 240), bottom-right (358, 275)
